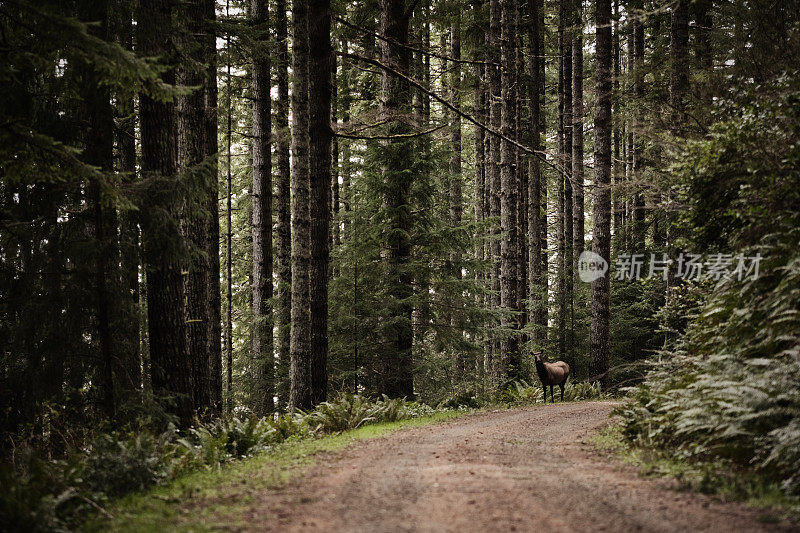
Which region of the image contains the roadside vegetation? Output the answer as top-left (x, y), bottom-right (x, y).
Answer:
top-left (592, 424), bottom-right (800, 521)
top-left (2, 386), bottom-right (608, 531)
top-left (598, 76), bottom-right (800, 519)
top-left (2, 395), bottom-right (441, 531)
top-left (86, 410), bottom-right (464, 533)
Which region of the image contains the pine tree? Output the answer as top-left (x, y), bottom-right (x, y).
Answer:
top-left (180, 0), bottom-right (218, 415)
top-left (79, 0), bottom-right (116, 419)
top-left (499, 0), bottom-right (520, 381)
top-left (487, 0), bottom-right (502, 381)
top-left (138, 0), bottom-right (193, 425)
top-left (289, 0), bottom-right (313, 410)
top-left (449, 13), bottom-right (465, 377)
top-left (591, 0), bottom-right (612, 390)
top-left (572, 0), bottom-right (585, 265)
top-left (110, 0), bottom-right (142, 408)
top-left (204, 0), bottom-right (223, 415)
top-left (378, 0), bottom-right (414, 398)
top-left (275, 0), bottom-right (292, 410)
top-left (630, 0), bottom-right (646, 250)
top-left (251, 0), bottom-right (274, 415)
top-left (527, 0), bottom-right (546, 345)
top-left (309, 0), bottom-right (332, 405)
top-left (670, 0), bottom-right (689, 131)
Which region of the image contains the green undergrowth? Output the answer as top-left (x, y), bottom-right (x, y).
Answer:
top-left (590, 422), bottom-right (800, 522)
top-left (1, 394), bottom-right (447, 531)
top-left (493, 379), bottom-right (609, 405)
top-left (84, 411), bottom-right (463, 532)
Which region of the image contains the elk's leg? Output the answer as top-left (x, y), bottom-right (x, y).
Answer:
top-left (543, 384), bottom-right (547, 403)
top-left (550, 385), bottom-right (554, 403)
top-left (559, 383), bottom-right (565, 402)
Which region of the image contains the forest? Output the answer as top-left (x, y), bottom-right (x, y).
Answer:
top-left (1, 0), bottom-right (799, 529)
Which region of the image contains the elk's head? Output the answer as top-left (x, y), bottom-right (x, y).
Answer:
top-left (533, 351), bottom-right (544, 364)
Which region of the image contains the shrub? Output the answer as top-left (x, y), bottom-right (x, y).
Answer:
top-left (178, 416), bottom-right (280, 467)
top-left (619, 76), bottom-right (800, 496)
top-left (618, 230), bottom-right (800, 494)
top-left (0, 394), bottom-right (442, 529)
top-left (497, 380), bottom-right (605, 404)
top-left (300, 393), bottom-right (432, 433)
top-left (83, 427), bottom-right (178, 498)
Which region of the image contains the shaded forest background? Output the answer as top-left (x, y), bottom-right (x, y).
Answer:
top-left (2, 0), bottom-right (800, 523)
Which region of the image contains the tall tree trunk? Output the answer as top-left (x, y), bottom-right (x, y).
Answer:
top-left (557, 38), bottom-right (565, 360)
top-left (339, 35), bottom-right (353, 223)
top-left (181, 0), bottom-right (215, 415)
top-left (538, 0), bottom-right (548, 345)
top-left (138, 0), bottom-right (193, 426)
top-left (557, 0), bottom-right (573, 361)
top-left (378, 0), bottom-right (414, 398)
top-left (473, 39), bottom-right (485, 297)
top-left (631, 0), bottom-right (646, 250)
top-left (449, 16), bottom-right (463, 238)
top-left (481, 24), bottom-right (492, 376)
top-left (251, 0), bottom-right (274, 415)
top-left (625, 13), bottom-right (634, 251)
top-left (204, 0), bottom-right (223, 415)
top-left (275, 0), bottom-right (292, 411)
top-left (309, 0), bottom-right (332, 405)
top-left (449, 14), bottom-right (465, 378)
top-left (225, 1), bottom-right (234, 412)
top-left (591, 0), bottom-right (612, 390)
top-left (528, 0), bottom-right (544, 344)
top-left (499, 0), bottom-right (519, 381)
top-left (487, 0), bottom-right (502, 383)
top-left (472, 1), bottom-right (486, 380)
top-left (693, 0), bottom-right (713, 110)
top-left (562, 0), bottom-right (574, 368)
top-left (670, 0), bottom-right (689, 131)
top-left (612, 0), bottom-right (623, 240)
top-left (515, 14), bottom-right (527, 348)
top-left (289, 0), bottom-right (313, 410)
top-left (80, 0), bottom-right (116, 419)
top-left (113, 0), bottom-right (141, 404)
top-left (331, 50), bottom-right (340, 247)
top-left (572, 0), bottom-right (585, 265)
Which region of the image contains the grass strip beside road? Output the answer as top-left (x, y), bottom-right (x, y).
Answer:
top-left (84, 411), bottom-right (464, 532)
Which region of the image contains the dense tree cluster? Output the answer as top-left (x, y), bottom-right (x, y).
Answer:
top-left (1, 0), bottom-right (797, 474)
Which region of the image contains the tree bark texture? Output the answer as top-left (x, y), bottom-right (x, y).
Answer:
top-left (138, 0), bottom-right (193, 426)
top-left (289, 0), bottom-right (313, 411)
top-left (591, 0), bottom-right (613, 390)
top-left (275, 0), bottom-right (292, 411)
top-left (251, 0), bottom-right (274, 415)
top-left (572, 0), bottom-right (585, 266)
top-left (309, 0), bottom-right (332, 405)
top-left (499, 0), bottom-right (520, 381)
top-left (378, 0), bottom-right (414, 398)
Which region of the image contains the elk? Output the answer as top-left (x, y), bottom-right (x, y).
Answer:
top-left (534, 351), bottom-right (571, 403)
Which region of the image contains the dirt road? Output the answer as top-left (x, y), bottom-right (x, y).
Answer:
top-left (242, 402), bottom-right (795, 532)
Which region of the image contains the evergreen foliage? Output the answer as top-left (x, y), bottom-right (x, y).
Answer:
top-left (1, 0), bottom-right (799, 522)
top-left (618, 76), bottom-right (800, 496)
